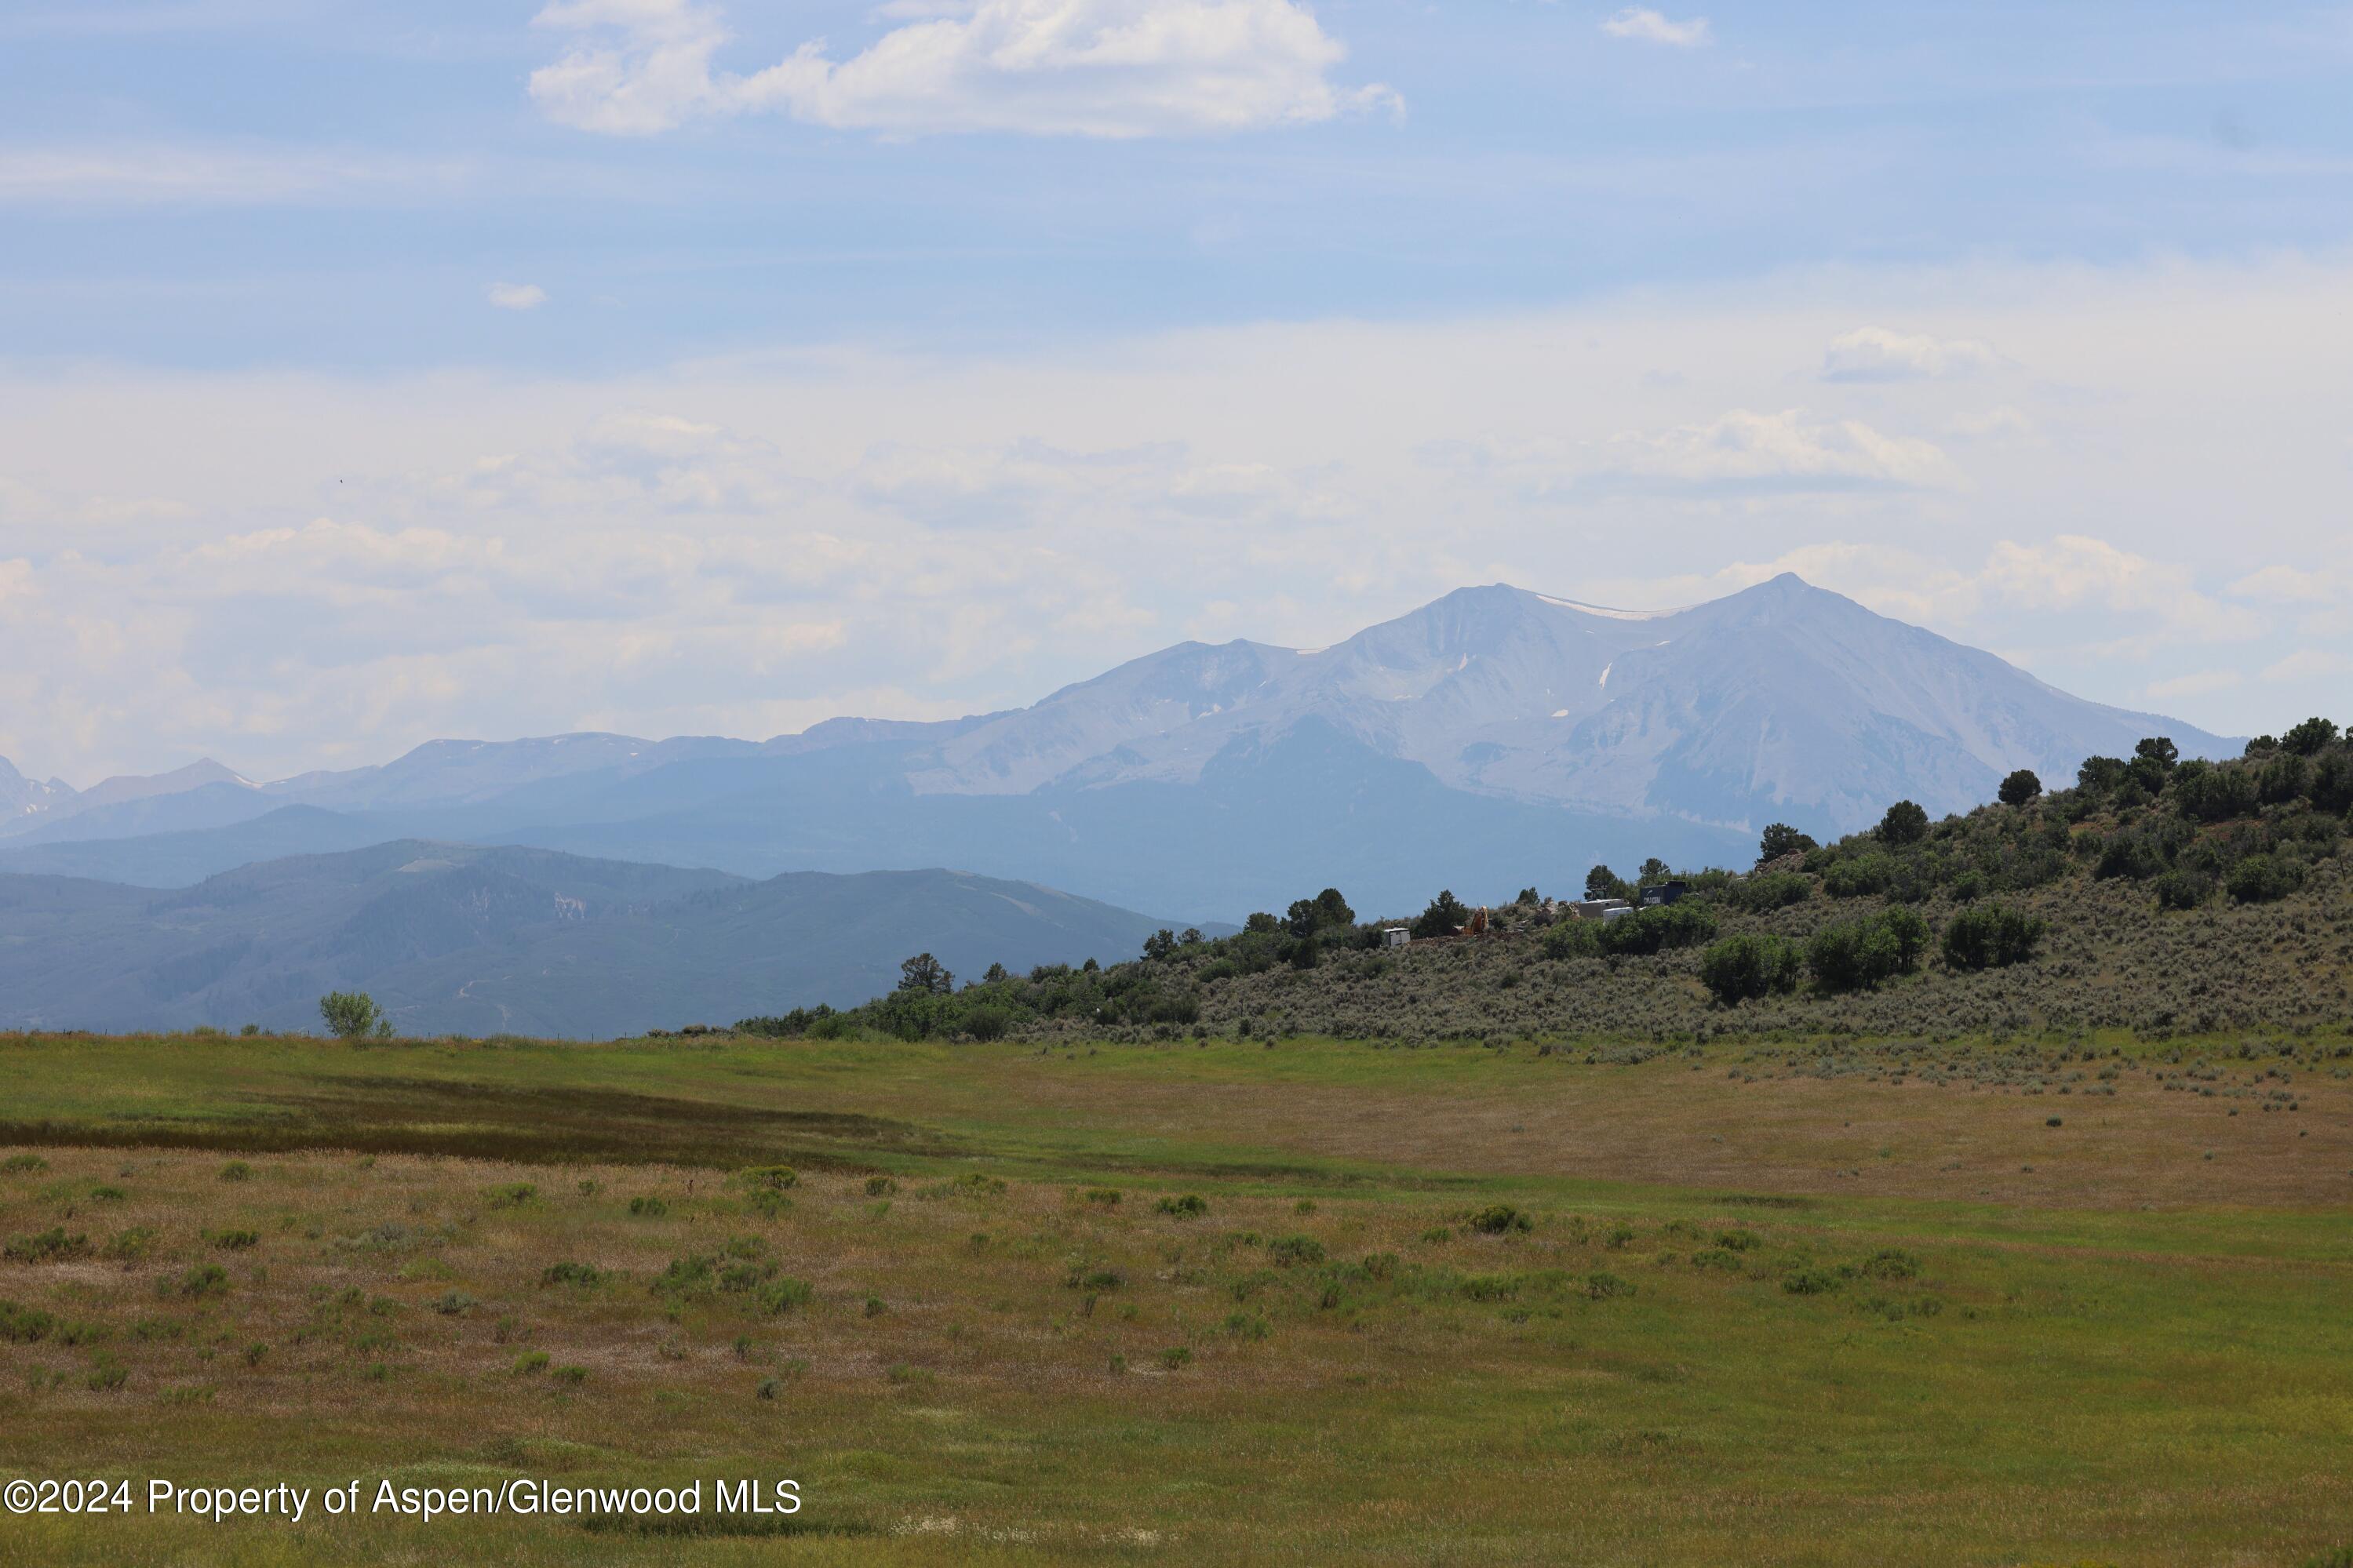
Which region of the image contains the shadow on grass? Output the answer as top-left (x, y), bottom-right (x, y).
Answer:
top-left (0, 1078), bottom-right (961, 1172)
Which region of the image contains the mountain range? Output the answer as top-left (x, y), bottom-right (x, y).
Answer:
top-left (0, 576), bottom-right (2234, 920)
top-left (0, 846), bottom-right (1192, 1037)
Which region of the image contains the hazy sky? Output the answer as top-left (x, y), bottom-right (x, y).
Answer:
top-left (4, 1), bottom-right (2351, 783)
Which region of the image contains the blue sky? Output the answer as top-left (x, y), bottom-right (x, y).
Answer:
top-left (3, 2), bottom-right (2352, 780)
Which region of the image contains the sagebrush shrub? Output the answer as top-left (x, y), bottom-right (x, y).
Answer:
top-left (177, 1264), bottom-right (229, 1298)
top-left (1267, 1235), bottom-right (1326, 1266)
top-left (5, 1228), bottom-right (90, 1264)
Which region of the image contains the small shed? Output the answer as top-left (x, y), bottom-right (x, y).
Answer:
top-left (1382, 926), bottom-right (1411, 948)
top-left (1641, 881), bottom-right (1689, 908)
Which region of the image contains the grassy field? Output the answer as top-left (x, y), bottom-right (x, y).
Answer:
top-left (4, 1027), bottom-right (2352, 1565)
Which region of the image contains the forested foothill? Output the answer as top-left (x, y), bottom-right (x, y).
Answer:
top-left (737, 720), bottom-right (2353, 1047)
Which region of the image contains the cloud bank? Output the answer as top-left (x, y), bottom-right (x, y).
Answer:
top-left (3, 255), bottom-right (2349, 783)
top-left (1600, 9), bottom-right (1712, 47)
top-left (528, 0), bottom-right (1399, 138)
top-left (1822, 326), bottom-right (2002, 381)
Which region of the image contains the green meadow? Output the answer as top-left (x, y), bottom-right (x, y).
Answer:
top-left (2, 1028), bottom-right (2351, 1566)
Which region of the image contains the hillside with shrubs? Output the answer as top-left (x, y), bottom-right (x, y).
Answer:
top-left (736, 719), bottom-right (2353, 1046)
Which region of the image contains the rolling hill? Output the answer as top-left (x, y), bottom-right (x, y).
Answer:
top-left (0, 844), bottom-right (1201, 1038)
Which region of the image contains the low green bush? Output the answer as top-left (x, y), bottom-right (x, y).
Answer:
top-left (1266, 1235), bottom-right (1326, 1267)
top-left (1600, 902), bottom-right (1719, 956)
top-left (5, 1228), bottom-right (91, 1264)
top-left (2227, 854), bottom-right (2305, 904)
top-left (1725, 872), bottom-right (1812, 912)
top-left (176, 1264), bottom-right (229, 1298)
top-left (754, 1277), bottom-right (813, 1315)
top-left (1699, 933), bottom-right (1805, 1006)
top-left (1466, 1204), bottom-right (1531, 1235)
top-left (1940, 904), bottom-right (2045, 970)
top-left (0, 1300), bottom-right (61, 1342)
top-left (1807, 908), bottom-right (1929, 992)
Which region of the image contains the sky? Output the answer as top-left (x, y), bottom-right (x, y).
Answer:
top-left (3, 0), bottom-right (2352, 784)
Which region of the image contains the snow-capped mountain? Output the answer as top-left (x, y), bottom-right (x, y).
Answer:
top-left (892, 574), bottom-right (2232, 831)
top-left (0, 756), bottom-right (76, 823)
top-left (0, 576), bottom-right (2236, 918)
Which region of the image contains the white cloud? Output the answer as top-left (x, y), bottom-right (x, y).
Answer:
top-left (1945, 406), bottom-right (2034, 441)
top-left (2229, 564), bottom-right (2343, 604)
top-left (529, 0), bottom-right (1398, 139)
top-left (2261, 648), bottom-right (2348, 682)
top-left (0, 144), bottom-right (462, 206)
top-left (851, 437), bottom-right (1353, 533)
top-left (1822, 326), bottom-right (2002, 382)
top-left (1974, 536), bottom-right (2266, 647)
top-left (486, 282), bottom-right (550, 311)
top-left (2144, 669), bottom-right (2242, 701)
top-left (1599, 8), bottom-right (1711, 47)
top-left (1424, 409), bottom-right (1961, 500)
top-left (1594, 408), bottom-right (1961, 495)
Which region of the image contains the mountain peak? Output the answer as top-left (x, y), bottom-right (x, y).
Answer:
top-left (1719, 569), bottom-right (1823, 602)
top-left (1687, 571), bottom-right (1874, 627)
top-left (0, 756), bottom-right (76, 820)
